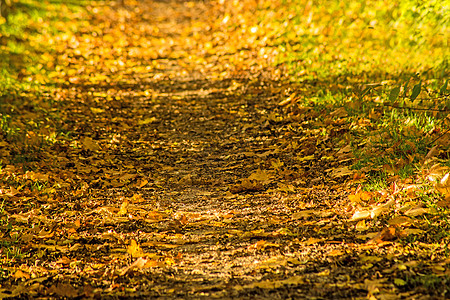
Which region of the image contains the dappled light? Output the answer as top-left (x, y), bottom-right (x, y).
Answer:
top-left (0, 0), bottom-right (449, 298)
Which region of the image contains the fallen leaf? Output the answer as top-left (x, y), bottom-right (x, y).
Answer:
top-left (247, 240), bottom-right (279, 251)
top-left (90, 107), bottom-right (105, 114)
top-left (355, 220), bottom-right (368, 231)
top-left (349, 209), bottom-right (371, 221)
top-left (329, 166), bottom-right (353, 178)
top-left (248, 169), bottom-right (272, 183)
top-left (291, 210), bottom-right (313, 220)
top-left (394, 278), bottom-right (407, 286)
top-left (13, 270), bottom-right (30, 279)
top-left (404, 207), bottom-right (429, 217)
top-left (82, 136), bottom-right (100, 151)
top-left (403, 228), bottom-right (424, 235)
top-left (387, 216), bottom-right (411, 226)
top-left (138, 117), bottom-right (157, 125)
top-left (119, 173), bottom-right (137, 181)
top-left (48, 283), bottom-right (79, 298)
top-left (424, 145), bottom-right (440, 162)
top-left (136, 179), bottom-right (148, 188)
top-left (304, 237), bottom-right (325, 245)
top-left (118, 200), bottom-right (128, 216)
top-left (120, 257), bottom-right (148, 276)
top-left (127, 240), bottom-right (144, 258)
top-left (368, 227), bottom-right (400, 244)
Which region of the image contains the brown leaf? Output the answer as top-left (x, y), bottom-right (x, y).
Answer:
top-left (48, 283), bottom-right (79, 298)
top-left (404, 207), bottom-right (429, 217)
top-left (120, 257), bottom-right (148, 276)
top-left (230, 178), bottom-right (264, 193)
top-left (424, 145), bottom-right (440, 162)
top-left (368, 227), bottom-right (401, 244)
top-left (329, 166), bottom-right (353, 178)
top-left (119, 173), bottom-right (137, 181)
top-left (81, 136), bottom-right (100, 151)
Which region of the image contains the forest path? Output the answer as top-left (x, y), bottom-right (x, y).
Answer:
top-left (54, 1), bottom-right (352, 298)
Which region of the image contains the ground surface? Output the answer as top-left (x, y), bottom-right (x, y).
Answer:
top-left (0, 0), bottom-right (449, 299)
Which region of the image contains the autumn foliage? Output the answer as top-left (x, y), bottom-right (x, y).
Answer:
top-left (0, 0), bottom-right (449, 298)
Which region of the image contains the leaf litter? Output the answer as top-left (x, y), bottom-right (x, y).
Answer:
top-left (0, 0), bottom-right (449, 299)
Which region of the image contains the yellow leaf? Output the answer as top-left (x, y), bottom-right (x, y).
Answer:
top-left (348, 194), bottom-right (360, 202)
top-left (403, 228), bottom-right (424, 235)
top-left (165, 257), bottom-right (176, 266)
top-left (280, 275), bottom-right (304, 285)
top-left (355, 220), bottom-right (368, 231)
top-left (136, 179), bottom-right (148, 188)
top-left (119, 173), bottom-right (137, 181)
top-left (298, 155), bottom-right (315, 162)
top-left (328, 249), bottom-right (343, 256)
top-left (90, 107), bottom-right (105, 114)
top-left (349, 209), bottom-right (371, 221)
top-left (248, 169), bottom-right (271, 183)
top-left (387, 216), bottom-right (411, 226)
top-left (138, 117), bottom-right (157, 125)
top-left (25, 171), bottom-right (49, 181)
top-left (118, 200), bottom-right (128, 216)
top-left (247, 240), bottom-right (279, 251)
top-left (144, 259), bottom-right (162, 268)
top-left (131, 193), bottom-right (145, 203)
top-left (394, 278), bottom-right (407, 286)
top-left (292, 210), bottom-right (313, 220)
top-left (127, 240), bottom-right (144, 258)
top-left (14, 270), bottom-right (30, 279)
top-left (304, 237), bottom-right (325, 245)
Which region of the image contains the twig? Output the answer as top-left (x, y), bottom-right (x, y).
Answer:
top-left (383, 103), bottom-right (450, 112)
top-left (429, 126), bottom-right (450, 146)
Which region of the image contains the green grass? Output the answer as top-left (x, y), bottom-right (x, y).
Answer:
top-left (0, 0), bottom-right (87, 165)
top-left (0, 200), bottom-right (21, 268)
top-left (255, 0), bottom-right (449, 179)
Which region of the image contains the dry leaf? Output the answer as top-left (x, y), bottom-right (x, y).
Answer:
top-left (304, 237), bottom-right (325, 245)
top-left (349, 209), bottom-right (371, 221)
top-left (13, 270), bottom-right (30, 279)
top-left (248, 169), bottom-right (271, 183)
top-left (387, 216), bottom-right (411, 226)
top-left (368, 227), bottom-right (399, 244)
top-left (355, 220), bottom-right (368, 231)
top-left (127, 240), bottom-right (144, 258)
top-left (424, 145), bottom-right (440, 162)
top-left (136, 179), bottom-right (148, 188)
top-left (48, 283), bottom-right (79, 298)
top-left (404, 207), bottom-right (429, 217)
top-left (403, 228), bottom-right (424, 235)
top-left (138, 117), bottom-right (157, 125)
top-left (292, 210), bottom-right (313, 220)
top-left (120, 257), bottom-right (148, 276)
top-left (329, 166), bottom-right (353, 178)
top-left (436, 173), bottom-right (450, 195)
top-left (118, 200), bottom-right (128, 216)
top-left (81, 136), bottom-right (100, 151)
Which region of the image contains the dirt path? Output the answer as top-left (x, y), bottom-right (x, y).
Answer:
top-left (2, 1), bottom-right (446, 299)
